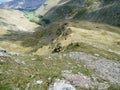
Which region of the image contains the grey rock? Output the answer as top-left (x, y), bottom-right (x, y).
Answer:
top-left (41, 52), bottom-right (120, 89)
top-left (62, 70), bottom-right (110, 90)
top-left (94, 59), bottom-right (120, 85)
top-left (66, 52), bottom-right (120, 85)
top-left (0, 47), bottom-right (10, 56)
top-left (62, 70), bottom-right (93, 89)
top-left (48, 79), bottom-right (76, 90)
top-left (98, 82), bottom-right (110, 90)
top-left (15, 59), bottom-right (25, 65)
top-left (31, 58), bottom-right (36, 61)
top-left (34, 80), bottom-right (43, 85)
top-left (25, 83), bottom-right (30, 90)
top-left (9, 52), bottom-right (21, 56)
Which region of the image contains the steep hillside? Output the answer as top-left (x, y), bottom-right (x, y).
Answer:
top-left (0, 0), bottom-right (120, 90)
top-left (36, 0), bottom-right (70, 15)
top-left (36, 0), bottom-right (120, 26)
top-left (1, 20), bottom-right (120, 90)
top-left (0, 9), bottom-right (39, 53)
top-left (0, 9), bottom-right (39, 32)
top-left (20, 20), bottom-right (120, 60)
top-left (75, 1), bottom-right (120, 26)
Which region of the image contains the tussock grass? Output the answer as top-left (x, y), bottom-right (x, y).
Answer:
top-left (0, 54), bottom-right (93, 90)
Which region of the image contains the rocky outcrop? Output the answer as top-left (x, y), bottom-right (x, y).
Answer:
top-left (46, 52), bottom-right (120, 89)
top-left (66, 52), bottom-right (120, 85)
top-left (48, 79), bottom-right (76, 90)
top-left (61, 70), bottom-right (110, 90)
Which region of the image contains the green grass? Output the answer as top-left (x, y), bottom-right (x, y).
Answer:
top-left (0, 54), bottom-right (93, 90)
top-left (0, 84), bottom-right (12, 90)
top-left (64, 42), bottom-right (120, 61)
top-left (73, 7), bottom-right (87, 19)
top-left (24, 12), bottom-right (51, 27)
top-left (72, 60), bottom-right (93, 76)
top-left (108, 84), bottom-right (120, 90)
top-left (24, 12), bottom-right (40, 24)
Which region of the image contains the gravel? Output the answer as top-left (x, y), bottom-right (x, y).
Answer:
top-left (61, 70), bottom-right (93, 89)
top-left (61, 70), bottom-right (110, 90)
top-left (66, 52), bottom-right (120, 85)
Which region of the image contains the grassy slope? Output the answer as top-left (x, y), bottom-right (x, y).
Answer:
top-left (37, 0), bottom-right (120, 26)
top-left (0, 9), bottom-right (40, 54)
top-left (35, 0), bottom-right (70, 15)
top-left (24, 12), bottom-right (40, 24)
top-left (0, 18), bottom-right (120, 90)
top-left (64, 26), bottom-right (120, 60)
top-left (0, 20), bottom-right (120, 89)
top-left (14, 20), bottom-right (120, 60)
top-left (0, 10), bottom-right (119, 58)
top-left (0, 54), bottom-right (93, 90)
top-left (0, 2), bottom-right (120, 89)
top-left (0, 9), bottom-right (39, 31)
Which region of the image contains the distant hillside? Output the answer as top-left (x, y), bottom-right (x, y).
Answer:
top-left (0, 9), bottom-right (39, 32)
top-left (36, 0), bottom-right (120, 26)
top-left (36, 0), bottom-right (70, 15)
top-left (1, 0), bottom-right (119, 26)
top-left (0, 0), bottom-right (45, 10)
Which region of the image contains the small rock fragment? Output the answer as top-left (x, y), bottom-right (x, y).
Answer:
top-left (15, 59), bottom-right (25, 65)
top-left (48, 79), bottom-right (76, 90)
top-left (35, 80), bottom-right (43, 85)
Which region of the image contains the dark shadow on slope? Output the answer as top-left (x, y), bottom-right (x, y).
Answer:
top-left (100, 0), bottom-right (120, 6)
top-left (0, 22), bottom-right (70, 52)
top-left (43, 0), bottom-right (120, 27)
top-left (0, 17), bottom-right (5, 20)
top-left (0, 29), bottom-right (41, 52)
top-left (58, 0), bottom-right (69, 4)
top-left (43, 0), bottom-right (84, 21)
top-left (0, 29), bottom-right (40, 52)
top-left (0, 21), bottom-right (16, 27)
top-left (0, 30), bottom-right (33, 42)
top-left (75, 4), bottom-right (120, 27)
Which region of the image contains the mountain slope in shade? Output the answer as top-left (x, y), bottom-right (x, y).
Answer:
top-left (0, 0), bottom-right (45, 10)
top-left (36, 0), bottom-right (70, 15)
top-left (36, 0), bottom-right (120, 26)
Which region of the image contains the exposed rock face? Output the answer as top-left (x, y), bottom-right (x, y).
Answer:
top-left (66, 52), bottom-right (120, 85)
top-left (0, 0), bottom-right (45, 10)
top-left (61, 70), bottom-right (93, 89)
top-left (46, 52), bottom-right (120, 89)
top-left (61, 70), bottom-right (110, 90)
